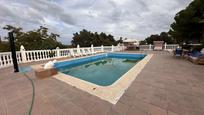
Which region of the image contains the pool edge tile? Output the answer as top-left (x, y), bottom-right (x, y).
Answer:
top-left (53, 53), bottom-right (153, 104)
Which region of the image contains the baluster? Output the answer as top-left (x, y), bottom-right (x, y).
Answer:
top-left (29, 52), bottom-right (32, 61)
top-left (42, 51), bottom-right (45, 59)
top-left (3, 55), bottom-right (8, 66)
top-left (6, 54), bottom-right (11, 65)
top-left (46, 51), bottom-right (48, 59)
top-left (28, 52), bottom-right (31, 61)
top-left (39, 52), bottom-right (42, 60)
top-left (2, 55), bottom-right (5, 66)
top-left (16, 53), bottom-right (19, 62)
top-left (31, 52), bottom-right (35, 61)
top-left (34, 52), bottom-right (37, 60)
top-left (10, 54), bottom-right (13, 64)
top-left (40, 52), bottom-right (43, 60)
top-left (44, 51), bottom-right (46, 59)
top-left (37, 52), bottom-right (39, 60)
top-left (26, 52), bottom-right (28, 61)
top-left (0, 55), bottom-right (2, 67)
top-left (42, 51), bottom-right (44, 59)
top-left (48, 51), bottom-right (50, 58)
top-left (34, 52), bottom-right (36, 60)
top-left (38, 52), bottom-right (41, 60)
top-left (47, 51), bottom-right (50, 58)
top-left (62, 50), bottom-right (65, 56)
top-left (18, 53), bottom-right (22, 62)
top-left (5, 54), bottom-right (9, 65)
top-left (60, 50), bottom-right (62, 57)
top-left (63, 50), bottom-right (65, 56)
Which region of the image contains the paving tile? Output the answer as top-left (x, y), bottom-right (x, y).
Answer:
top-left (0, 51), bottom-right (204, 115)
top-left (126, 106), bottom-right (149, 115)
top-left (167, 110), bottom-right (179, 115)
top-left (86, 100), bottom-right (112, 115)
top-left (149, 87), bottom-right (168, 109)
top-left (118, 93), bottom-right (134, 106)
top-left (132, 97), bottom-right (150, 113)
top-left (111, 102), bottom-right (130, 115)
top-left (148, 104), bottom-right (167, 115)
top-left (106, 109), bottom-right (121, 115)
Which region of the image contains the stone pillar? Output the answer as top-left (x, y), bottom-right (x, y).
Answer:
top-left (20, 45), bottom-right (27, 63)
top-left (91, 44), bottom-right (94, 54)
top-left (149, 44), bottom-right (152, 50)
top-left (77, 44), bottom-right (81, 56)
top-left (56, 47), bottom-right (60, 58)
top-left (111, 45), bottom-right (114, 52)
top-left (164, 42), bottom-right (167, 50)
top-left (101, 45), bottom-right (104, 52)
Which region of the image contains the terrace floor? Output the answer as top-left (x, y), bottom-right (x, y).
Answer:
top-left (0, 51), bottom-right (204, 115)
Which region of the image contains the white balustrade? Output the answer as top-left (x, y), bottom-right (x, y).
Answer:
top-left (0, 44), bottom-right (177, 69)
top-left (59, 48), bottom-right (71, 57)
top-left (0, 51), bottom-right (22, 68)
top-left (139, 45), bottom-right (151, 50)
top-left (93, 46), bottom-right (102, 53)
top-left (165, 44), bottom-right (179, 50)
top-left (139, 44), bottom-right (178, 50)
top-left (103, 46), bottom-right (112, 52)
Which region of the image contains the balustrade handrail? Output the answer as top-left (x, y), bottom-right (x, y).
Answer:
top-left (0, 44), bottom-right (178, 68)
top-left (0, 45), bottom-right (125, 69)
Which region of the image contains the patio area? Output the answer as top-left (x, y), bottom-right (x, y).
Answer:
top-left (0, 51), bottom-right (204, 115)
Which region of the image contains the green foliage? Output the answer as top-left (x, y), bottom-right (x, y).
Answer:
top-left (71, 29), bottom-right (120, 47)
top-left (1, 25), bottom-right (66, 51)
top-left (0, 41), bottom-right (10, 52)
top-left (169, 0), bottom-right (204, 44)
top-left (140, 32), bottom-right (174, 45)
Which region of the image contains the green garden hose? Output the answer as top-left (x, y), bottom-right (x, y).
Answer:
top-left (24, 73), bottom-right (35, 115)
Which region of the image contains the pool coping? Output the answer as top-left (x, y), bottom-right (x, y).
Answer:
top-left (52, 53), bottom-right (153, 104)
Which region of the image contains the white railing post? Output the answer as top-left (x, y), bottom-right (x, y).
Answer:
top-left (164, 43), bottom-right (167, 50)
top-left (91, 44), bottom-right (94, 54)
top-left (101, 45), bottom-right (104, 52)
top-left (111, 45), bottom-right (114, 52)
top-left (20, 45), bottom-right (27, 63)
top-left (56, 47), bottom-right (60, 58)
top-left (77, 44), bottom-right (81, 55)
top-left (149, 44), bottom-right (152, 50)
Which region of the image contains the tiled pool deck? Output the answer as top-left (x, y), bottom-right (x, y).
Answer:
top-left (0, 51), bottom-right (204, 115)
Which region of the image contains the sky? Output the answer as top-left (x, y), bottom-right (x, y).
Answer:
top-left (0, 0), bottom-right (192, 44)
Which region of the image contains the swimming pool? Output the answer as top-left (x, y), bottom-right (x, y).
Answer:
top-left (53, 53), bottom-right (152, 104)
top-left (55, 53), bottom-right (146, 86)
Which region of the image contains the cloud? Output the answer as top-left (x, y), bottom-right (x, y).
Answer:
top-left (0, 0), bottom-right (192, 44)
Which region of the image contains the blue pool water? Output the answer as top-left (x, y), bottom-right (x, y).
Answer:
top-left (55, 53), bottom-right (146, 86)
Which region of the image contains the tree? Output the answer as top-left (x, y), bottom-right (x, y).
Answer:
top-left (140, 32), bottom-right (174, 45)
top-left (71, 29), bottom-right (118, 47)
top-left (117, 37), bottom-right (123, 44)
top-left (169, 0), bottom-right (204, 44)
top-left (2, 25), bottom-right (65, 51)
top-left (0, 41), bottom-right (10, 52)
